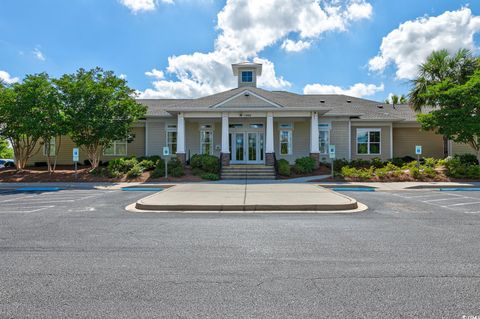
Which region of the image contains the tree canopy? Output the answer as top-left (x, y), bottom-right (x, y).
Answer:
top-left (56, 67), bottom-right (146, 169)
top-left (417, 70), bottom-right (480, 160)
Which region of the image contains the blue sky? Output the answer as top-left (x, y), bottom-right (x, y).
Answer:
top-left (1, 0), bottom-right (479, 102)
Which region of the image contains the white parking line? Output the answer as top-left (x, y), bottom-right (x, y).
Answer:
top-left (464, 211), bottom-right (480, 214)
top-left (444, 201), bottom-right (480, 207)
top-left (422, 197), bottom-right (470, 203)
top-left (0, 206), bottom-right (54, 213)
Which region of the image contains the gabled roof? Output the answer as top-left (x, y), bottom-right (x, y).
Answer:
top-left (137, 88), bottom-right (423, 122)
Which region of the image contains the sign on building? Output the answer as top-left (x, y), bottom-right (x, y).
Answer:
top-left (163, 146), bottom-right (170, 157)
top-left (329, 145), bottom-right (336, 159)
top-left (415, 145), bottom-right (422, 155)
top-left (72, 148), bottom-right (79, 162)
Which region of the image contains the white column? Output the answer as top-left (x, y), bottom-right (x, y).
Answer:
top-left (266, 112), bottom-right (274, 153)
top-left (221, 113), bottom-right (229, 153)
top-left (177, 112), bottom-right (185, 154)
top-left (310, 112), bottom-right (319, 153)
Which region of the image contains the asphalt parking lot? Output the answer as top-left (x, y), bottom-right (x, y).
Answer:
top-left (1, 187), bottom-right (480, 318)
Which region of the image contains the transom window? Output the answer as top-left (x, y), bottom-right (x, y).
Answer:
top-left (43, 137), bottom-right (56, 156)
top-left (249, 123), bottom-right (263, 128)
top-left (356, 128), bottom-right (381, 155)
top-left (241, 71), bottom-right (253, 83)
top-left (279, 130), bottom-right (292, 155)
top-left (104, 139), bottom-right (127, 156)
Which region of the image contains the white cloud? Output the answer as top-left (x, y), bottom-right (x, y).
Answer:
top-left (33, 48), bottom-right (45, 61)
top-left (119, 0), bottom-right (174, 13)
top-left (0, 71), bottom-right (19, 84)
top-left (303, 82), bottom-right (384, 98)
top-left (369, 8), bottom-right (480, 80)
top-left (140, 0), bottom-right (373, 98)
top-left (281, 39), bottom-right (312, 52)
top-left (145, 68), bottom-right (165, 79)
top-left (119, 74), bottom-right (128, 80)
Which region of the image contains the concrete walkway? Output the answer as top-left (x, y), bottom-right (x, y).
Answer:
top-left (134, 183), bottom-right (360, 213)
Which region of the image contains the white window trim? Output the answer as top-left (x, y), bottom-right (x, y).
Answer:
top-left (279, 130), bottom-right (293, 155)
top-left (356, 128), bottom-right (381, 155)
top-left (165, 124), bottom-right (178, 155)
top-left (318, 126), bottom-right (330, 155)
top-left (240, 70), bottom-right (254, 83)
top-left (43, 137), bottom-right (56, 156)
top-left (104, 139), bottom-right (128, 157)
top-left (199, 126), bottom-right (214, 155)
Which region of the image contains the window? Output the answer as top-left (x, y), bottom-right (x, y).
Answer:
top-left (241, 71), bottom-right (253, 83)
top-left (318, 124), bottom-right (331, 155)
top-left (229, 124), bottom-right (243, 129)
top-left (357, 128), bottom-right (381, 155)
top-left (43, 137), bottom-right (56, 156)
top-left (200, 129), bottom-right (213, 155)
top-left (166, 124), bottom-right (177, 154)
top-left (249, 123), bottom-right (264, 128)
top-left (279, 130), bottom-right (292, 155)
top-left (104, 139), bottom-right (127, 156)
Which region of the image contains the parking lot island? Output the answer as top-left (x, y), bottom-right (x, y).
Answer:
top-left (134, 183), bottom-right (361, 212)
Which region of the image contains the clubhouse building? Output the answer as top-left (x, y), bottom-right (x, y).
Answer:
top-left (28, 62), bottom-right (474, 170)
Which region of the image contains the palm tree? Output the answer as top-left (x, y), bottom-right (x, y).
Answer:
top-left (409, 49), bottom-right (478, 111)
top-left (408, 49), bottom-right (479, 157)
top-left (385, 94), bottom-right (407, 105)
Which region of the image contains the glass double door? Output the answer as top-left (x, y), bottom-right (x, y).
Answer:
top-left (230, 132), bottom-right (264, 164)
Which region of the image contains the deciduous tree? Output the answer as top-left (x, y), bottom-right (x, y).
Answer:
top-left (56, 68), bottom-right (146, 169)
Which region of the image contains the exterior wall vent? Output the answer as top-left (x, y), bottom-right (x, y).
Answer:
top-left (320, 100), bottom-right (325, 103)
top-left (346, 100), bottom-right (352, 103)
top-left (377, 105), bottom-right (384, 109)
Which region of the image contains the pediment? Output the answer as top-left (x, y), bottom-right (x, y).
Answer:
top-left (211, 90), bottom-right (282, 109)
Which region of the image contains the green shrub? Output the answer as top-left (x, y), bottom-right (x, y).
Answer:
top-left (455, 153), bottom-right (479, 165)
top-left (107, 158), bottom-right (138, 176)
top-left (127, 164), bottom-right (144, 178)
top-left (190, 154), bottom-right (220, 174)
top-left (333, 159), bottom-right (349, 173)
top-left (168, 158), bottom-right (184, 177)
top-left (293, 156), bottom-right (316, 174)
top-left (370, 157), bottom-right (385, 168)
top-left (444, 157), bottom-right (480, 179)
top-left (90, 167), bottom-right (108, 176)
top-left (423, 157), bottom-right (438, 168)
top-left (374, 163), bottom-right (402, 178)
top-left (340, 166), bottom-right (374, 180)
top-left (139, 159), bottom-right (156, 171)
top-left (200, 173), bottom-right (220, 181)
top-left (277, 159), bottom-right (291, 176)
top-left (389, 157), bottom-right (406, 167)
top-left (150, 158), bottom-right (166, 178)
top-left (349, 159), bottom-right (372, 169)
top-left (466, 165), bottom-right (480, 179)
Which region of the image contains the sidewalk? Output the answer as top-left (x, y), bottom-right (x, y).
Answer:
top-left (133, 183), bottom-right (362, 213)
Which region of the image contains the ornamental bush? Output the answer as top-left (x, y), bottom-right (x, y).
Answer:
top-left (454, 153), bottom-right (479, 166)
top-left (167, 157), bottom-right (185, 177)
top-left (293, 156), bottom-right (316, 174)
top-left (340, 166), bottom-right (374, 180)
top-left (127, 164), bottom-right (144, 178)
top-left (190, 154), bottom-right (220, 174)
top-left (107, 158), bottom-right (138, 176)
top-left (200, 172), bottom-right (220, 181)
top-left (277, 159), bottom-right (291, 176)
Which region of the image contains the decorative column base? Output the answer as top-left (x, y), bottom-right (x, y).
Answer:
top-left (176, 153), bottom-right (186, 165)
top-left (309, 153), bottom-right (320, 168)
top-left (265, 153), bottom-right (275, 166)
top-left (220, 153), bottom-right (230, 166)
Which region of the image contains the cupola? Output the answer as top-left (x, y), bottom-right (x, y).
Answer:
top-left (231, 62), bottom-right (262, 88)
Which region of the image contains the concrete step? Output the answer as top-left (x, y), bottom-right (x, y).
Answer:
top-left (221, 169), bottom-right (275, 173)
top-left (221, 176), bottom-right (276, 180)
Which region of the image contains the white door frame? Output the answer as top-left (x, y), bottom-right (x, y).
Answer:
top-left (230, 131), bottom-right (265, 164)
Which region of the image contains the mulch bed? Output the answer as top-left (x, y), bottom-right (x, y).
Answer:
top-left (0, 166), bottom-right (204, 183)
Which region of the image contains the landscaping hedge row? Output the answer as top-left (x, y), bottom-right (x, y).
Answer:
top-left (276, 156), bottom-right (316, 176)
